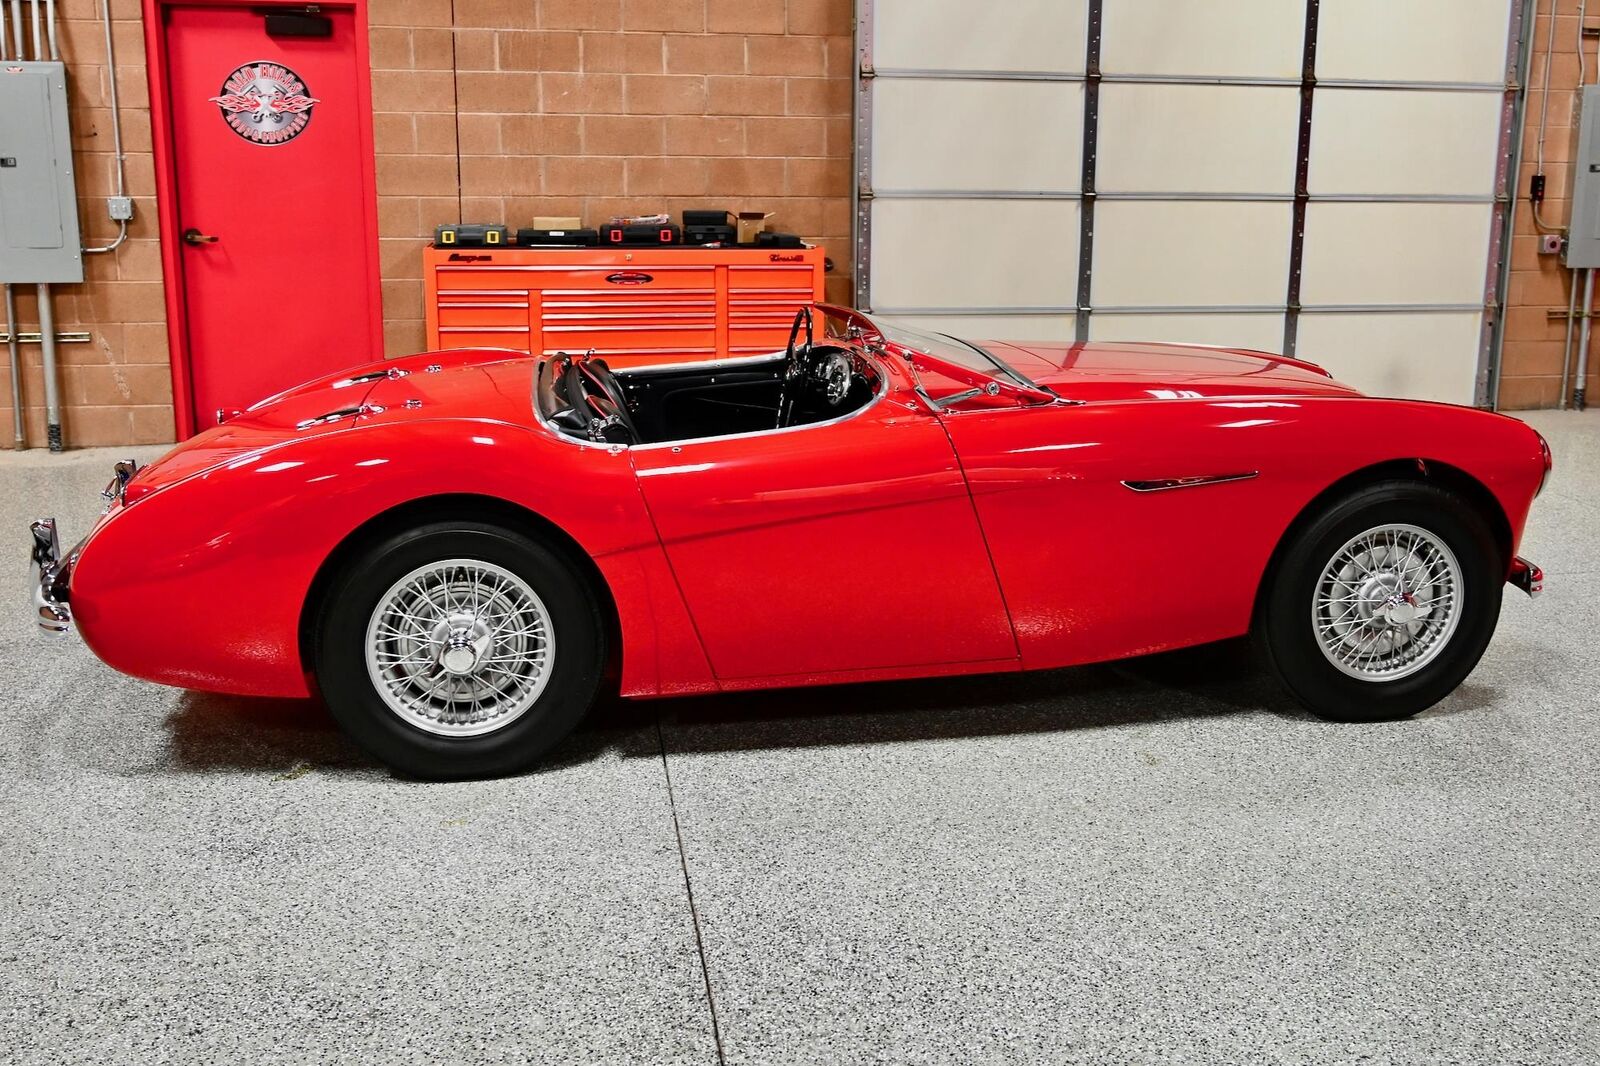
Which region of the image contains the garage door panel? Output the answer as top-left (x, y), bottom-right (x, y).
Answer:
top-left (873, 80), bottom-right (1082, 192)
top-left (1299, 203), bottom-right (1491, 306)
top-left (871, 200), bottom-right (1079, 310)
top-left (1310, 90), bottom-right (1502, 196)
top-left (1099, 0), bottom-right (1304, 79)
top-left (1296, 312), bottom-right (1482, 404)
top-left (1316, 0), bottom-right (1511, 84)
top-left (1088, 312), bottom-right (1286, 353)
top-left (881, 314), bottom-right (1077, 343)
top-left (873, 0), bottom-right (1088, 74)
top-left (1097, 85), bottom-right (1299, 194)
top-left (1093, 202), bottom-right (1291, 307)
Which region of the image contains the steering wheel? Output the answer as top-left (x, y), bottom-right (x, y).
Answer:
top-left (776, 306), bottom-right (814, 428)
top-left (562, 356), bottom-right (641, 444)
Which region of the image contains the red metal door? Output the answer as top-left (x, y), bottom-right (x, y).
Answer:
top-left (630, 409), bottom-right (1019, 682)
top-left (160, 4), bottom-right (378, 431)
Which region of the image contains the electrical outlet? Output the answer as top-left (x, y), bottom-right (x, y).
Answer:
top-left (107, 196), bottom-right (134, 221)
top-left (1541, 233), bottom-right (1564, 255)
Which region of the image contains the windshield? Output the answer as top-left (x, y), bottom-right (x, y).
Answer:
top-left (872, 319), bottom-right (1044, 391)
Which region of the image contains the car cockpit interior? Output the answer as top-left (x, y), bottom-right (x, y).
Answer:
top-left (537, 307), bottom-right (880, 446)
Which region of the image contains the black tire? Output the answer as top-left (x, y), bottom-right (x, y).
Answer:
top-left (312, 520), bottom-right (606, 779)
top-left (1255, 479), bottom-right (1503, 722)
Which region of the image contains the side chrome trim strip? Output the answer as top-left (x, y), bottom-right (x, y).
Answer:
top-left (1122, 472), bottom-right (1259, 493)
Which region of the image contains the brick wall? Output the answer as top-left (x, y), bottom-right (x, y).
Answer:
top-left (1501, 0), bottom-right (1598, 409)
top-left (367, 0), bottom-right (855, 359)
top-left (0, 0), bottom-right (854, 448)
top-left (1, 0), bottom-right (172, 448)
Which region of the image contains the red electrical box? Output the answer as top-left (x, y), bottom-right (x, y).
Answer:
top-left (423, 244), bottom-right (826, 367)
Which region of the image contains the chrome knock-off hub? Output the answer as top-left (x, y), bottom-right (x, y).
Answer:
top-left (364, 559), bottom-right (555, 737)
top-left (1313, 523), bottom-right (1463, 681)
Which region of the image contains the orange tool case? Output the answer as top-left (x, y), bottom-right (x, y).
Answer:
top-left (423, 245), bottom-right (826, 368)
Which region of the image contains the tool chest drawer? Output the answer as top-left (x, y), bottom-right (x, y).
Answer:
top-left (424, 246), bottom-right (825, 365)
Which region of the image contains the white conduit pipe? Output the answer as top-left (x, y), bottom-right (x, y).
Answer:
top-left (1577, 269), bottom-right (1595, 411)
top-left (5, 286), bottom-right (22, 449)
top-left (11, 0), bottom-right (26, 59)
top-left (43, 0), bottom-right (55, 59)
top-left (84, 0), bottom-right (129, 254)
top-left (1561, 264), bottom-right (1579, 409)
top-left (36, 284), bottom-right (61, 451)
top-left (27, 0), bottom-right (37, 59)
top-left (0, 1), bottom-right (7, 60)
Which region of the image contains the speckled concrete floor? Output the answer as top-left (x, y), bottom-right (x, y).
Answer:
top-left (2, 412), bottom-right (1596, 1065)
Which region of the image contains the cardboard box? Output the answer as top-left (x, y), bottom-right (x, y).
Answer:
top-left (736, 211), bottom-right (773, 244)
top-left (533, 216), bottom-right (582, 230)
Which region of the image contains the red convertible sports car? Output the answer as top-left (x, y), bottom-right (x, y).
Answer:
top-left (30, 306), bottom-right (1549, 778)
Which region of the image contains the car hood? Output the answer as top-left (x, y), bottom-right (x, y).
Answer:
top-left (981, 340), bottom-right (1362, 403)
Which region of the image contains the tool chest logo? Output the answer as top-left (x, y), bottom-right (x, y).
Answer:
top-left (210, 61), bottom-right (319, 145)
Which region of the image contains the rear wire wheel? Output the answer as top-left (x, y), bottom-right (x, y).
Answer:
top-left (314, 521), bottom-right (605, 778)
top-left (1256, 480), bottom-right (1503, 722)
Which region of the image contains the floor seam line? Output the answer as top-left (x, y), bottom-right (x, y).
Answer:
top-left (657, 714), bottom-right (727, 1066)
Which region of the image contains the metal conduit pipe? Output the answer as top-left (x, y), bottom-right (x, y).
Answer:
top-left (83, 0), bottom-right (129, 254)
top-left (1577, 269), bottom-right (1595, 412)
top-left (36, 284), bottom-right (61, 451)
top-left (1561, 265), bottom-right (1579, 409)
top-left (5, 286), bottom-right (21, 450)
top-left (43, 0), bottom-right (55, 59)
top-left (8, 0), bottom-right (22, 60)
top-left (27, 0), bottom-right (38, 58)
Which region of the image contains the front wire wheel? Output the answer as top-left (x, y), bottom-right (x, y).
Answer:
top-left (1312, 523), bottom-right (1463, 682)
top-left (1257, 480), bottom-right (1502, 723)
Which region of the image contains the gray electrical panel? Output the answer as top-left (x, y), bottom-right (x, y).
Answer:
top-left (0, 61), bottom-right (84, 284)
top-left (1567, 86), bottom-right (1600, 269)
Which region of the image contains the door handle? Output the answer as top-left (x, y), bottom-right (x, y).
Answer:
top-left (183, 227), bottom-right (218, 245)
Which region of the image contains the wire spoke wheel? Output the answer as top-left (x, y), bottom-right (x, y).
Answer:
top-left (1312, 523), bottom-right (1463, 682)
top-left (364, 558), bottom-right (555, 737)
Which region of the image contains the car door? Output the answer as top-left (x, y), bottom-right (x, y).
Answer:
top-left (629, 401), bottom-right (1017, 681)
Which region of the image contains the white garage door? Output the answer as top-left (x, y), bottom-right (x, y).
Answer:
top-left (855, 0), bottom-right (1526, 404)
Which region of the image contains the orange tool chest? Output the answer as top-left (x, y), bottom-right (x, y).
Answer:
top-left (423, 245), bottom-right (826, 368)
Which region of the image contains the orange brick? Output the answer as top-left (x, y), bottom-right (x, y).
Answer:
top-left (748, 34), bottom-right (827, 76)
top-left (585, 115), bottom-right (667, 155)
top-left (454, 0), bottom-right (538, 29)
top-left (376, 154), bottom-right (461, 196)
top-left (623, 0), bottom-right (705, 32)
top-left (372, 113), bottom-right (416, 154)
top-left (453, 29), bottom-right (498, 70)
top-left (665, 33), bottom-right (746, 73)
top-left (461, 155), bottom-right (542, 197)
top-left (745, 115), bottom-right (827, 156)
top-left (544, 156), bottom-right (627, 196)
top-left (542, 0), bottom-right (622, 30)
top-left (416, 112), bottom-right (460, 153)
top-left (708, 157), bottom-right (786, 195)
top-left (499, 30), bottom-right (582, 71)
top-left (625, 74), bottom-right (708, 114)
top-left (626, 156), bottom-right (711, 195)
top-left (368, 27), bottom-right (413, 69)
top-left (707, 0), bottom-right (784, 33)
top-left (457, 112), bottom-right (502, 153)
top-left (371, 70), bottom-right (458, 113)
top-left (1496, 375), bottom-right (1563, 410)
top-left (708, 75), bottom-right (785, 115)
top-left (502, 114), bottom-right (583, 155)
top-left (787, 75), bottom-right (850, 116)
top-left (457, 70), bottom-right (541, 111)
top-left (541, 72), bottom-right (624, 112)
top-left (664, 116), bottom-right (745, 155)
top-left (412, 27), bottom-right (456, 69)
top-left (787, 0), bottom-right (851, 34)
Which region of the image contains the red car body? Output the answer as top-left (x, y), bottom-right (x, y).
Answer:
top-left (58, 315), bottom-right (1549, 703)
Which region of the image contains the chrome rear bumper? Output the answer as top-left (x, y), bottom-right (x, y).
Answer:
top-left (29, 517), bottom-right (72, 633)
top-left (1508, 556), bottom-right (1544, 599)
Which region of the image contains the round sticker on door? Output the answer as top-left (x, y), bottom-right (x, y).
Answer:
top-left (209, 61), bottom-right (319, 145)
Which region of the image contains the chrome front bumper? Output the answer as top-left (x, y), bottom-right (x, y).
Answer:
top-left (29, 517), bottom-right (72, 633)
top-left (1509, 556), bottom-right (1544, 599)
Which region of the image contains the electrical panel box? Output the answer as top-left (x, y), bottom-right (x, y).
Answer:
top-left (1567, 86), bottom-right (1600, 268)
top-left (0, 62), bottom-right (84, 284)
